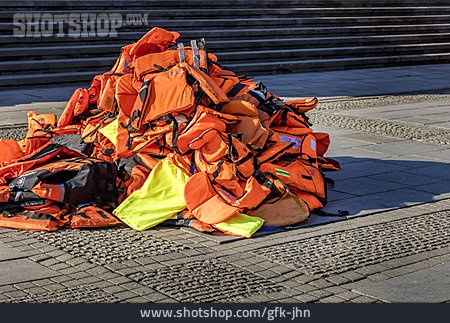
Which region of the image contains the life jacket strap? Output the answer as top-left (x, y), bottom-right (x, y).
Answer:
top-left (190, 39), bottom-right (200, 68)
top-left (314, 209), bottom-right (349, 217)
top-left (177, 43), bottom-right (186, 63)
top-left (227, 83), bottom-right (246, 97)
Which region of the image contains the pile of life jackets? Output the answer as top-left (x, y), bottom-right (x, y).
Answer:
top-left (0, 27), bottom-right (342, 238)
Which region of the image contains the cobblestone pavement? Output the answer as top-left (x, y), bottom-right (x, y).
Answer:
top-left (0, 65), bottom-right (449, 303)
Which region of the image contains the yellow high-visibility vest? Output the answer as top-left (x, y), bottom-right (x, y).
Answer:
top-left (113, 158), bottom-right (190, 231)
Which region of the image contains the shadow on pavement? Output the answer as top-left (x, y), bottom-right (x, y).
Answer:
top-left (191, 156), bottom-right (450, 243)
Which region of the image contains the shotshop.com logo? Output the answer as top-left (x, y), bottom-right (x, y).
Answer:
top-left (13, 13), bottom-right (149, 37)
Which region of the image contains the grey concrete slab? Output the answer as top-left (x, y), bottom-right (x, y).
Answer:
top-left (402, 164), bottom-right (450, 181)
top-left (401, 117), bottom-right (445, 125)
top-left (333, 177), bottom-right (407, 196)
top-left (341, 133), bottom-right (400, 144)
top-left (327, 160), bottom-right (407, 181)
top-left (355, 262), bottom-right (450, 303)
top-left (414, 181), bottom-right (450, 199)
top-left (0, 86), bottom-right (77, 107)
top-left (326, 138), bottom-right (375, 150)
top-left (327, 147), bottom-right (392, 165)
top-left (0, 258), bottom-right (59, 286)
top-left (327, 189), bottom-right (356, 202)
top-left (358, 141), bottom-right (443, 156)
top-left (381, 154), bottom-right (446, 168)
top-left (431, 121), bottom-right (450, 129)
top-left (418, 149), bottom-right (450, 162)
top-left (323, 188), bottom-right (444, 217)
top-left (368, 171), bottom-right (444, 187)
top-left (0, 242), bottom-right (25, 262)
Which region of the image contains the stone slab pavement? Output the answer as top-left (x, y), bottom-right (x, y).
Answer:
top-left (355, 262), bottom-right (450, 303)
top-left (0, 64), bottom-right (449, 303)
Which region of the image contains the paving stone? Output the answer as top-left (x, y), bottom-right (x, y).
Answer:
top-left (308, 289), bottom-right (333, 299)
top-left (334, 176), bottom-right (407, 196)
top-left (369, 171), bottom-right (444, 187)
top-left (91, 280), bottom-right (114, 289)
top-left (360, 141), bottom-right (443, 156)
top-left (314, 113), bottom-right (450, 146)
top-left (43, 283), bottom-right (67, 292)
top-left (415, 181), bottom-right (450, 199)
top-left (0, 243), bottom-right (25, 261)
top-left (39, 258), bottom-right (61, 267)
top-left (108, 276), bottom-right (133, 285)
top-left (309, 279), bottom-right (336, 289)
top-left (32, 278), bottom-right (57, 287)
top-left (24, 286), bottom-right (48, 295)
top-left (326, 160), bottom-right (407, 181)
top-left (126, 296), bottom-right (150, 303)
top-left (68, 271), bottom-right (92, 280)
top-left (318, 295), bottom-right (344, 303)
top-left (323, 286), bottom-right (348, 295)
top-left (29, 254), bottom-right (52, 262)
top-left (0, 259), bottom-right (59, 286)
top-left (13, 282), bottom-right (36, 290)
top-left (402, 164), bottom-right (450, 181)
top-left (350, 295), bottom-right (379, 303)
top-left (256, 211), bottom-right (450, 278)
top-left (61, 280), bottom-right (82, 288)
top-left (356, 262), bottom-right (450, 303)
top-left (334, 291), bottom-right (364, 301)
top-left (3, 284), bottom-right (121, 303)
top-left (25, 228), bottom-right (189, 266)
top-left (325, 275), bottom-right (352, 285)
top-left (5, 290), bottom-right (28, 299)
top-left (115, 290), bottom-right (139, 301)
top-left (129, 259), bottom-right (283, 302)
top-left (366, 273), bottom-right (391, 282)
top-left (342, 133), bottom-right (399, 144)
top-left (0, 285), bottom-right (17, 293)
top-left (50, 276), bottom-right (73, 284)
top-left (103, 285), bottom-right (127, 294)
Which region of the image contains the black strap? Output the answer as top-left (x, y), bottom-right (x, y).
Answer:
top-left (314, 209), bottom-right (349, 217)
top-left (167, 114), bottom-right (182, 154)
top-left (96, 210), bottom-right (110, 219)
top-left (247, 89), bottom-right (266, 105)
top-left (227, 83), bottom-right (246, 97)
top-left (325, 177), bottom-right (335, 187)
top-left (280, 108), bottom-right (289, 126)
top-left (258, 96), bottom-right (282, 116)
top-left (235, 152), bottom-right (253, 166)
top-left (189, 152), bottom-right (196, 174)
top-left (212, 160), bottom-right (225, 178)
top-left (75, 211), bottom-right (90, 219)
top-left (139, 79), bottom-right (150, 103)
top-left (162, 218), bottom-right (195, 227)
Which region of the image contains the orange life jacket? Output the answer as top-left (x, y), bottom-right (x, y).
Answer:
top-left (0, 205), bottom-right (64, 231)
top-left (260, 160), bottom-right (326, 202)
top-left (58, 88), bottom-right (89, 127)
top-left (184, 171), bottom-right (271, 224)
top-left (67, 205), bottom-right (121, 229)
